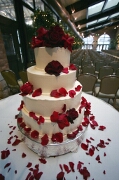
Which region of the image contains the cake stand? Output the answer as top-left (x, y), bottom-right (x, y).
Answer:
top-left (17, 114), bottom-right (87, 157)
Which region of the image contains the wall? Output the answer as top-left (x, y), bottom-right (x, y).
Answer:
top-left (0, 30), bottom-right (9, 71)
top-left (0, 30), bottom-right (10, 99)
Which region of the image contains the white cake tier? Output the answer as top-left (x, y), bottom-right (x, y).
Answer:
top-left (22, 81), bottom-right (82, 117)
top-left (34, 47), bottom-right (70, 70)
top-left (21, 106), bottom-right (84, 141)
top-left (27, 66), bottom-right (76, 93)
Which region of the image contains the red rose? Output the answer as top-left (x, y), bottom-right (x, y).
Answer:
top-left (45, 60), bottom-right (63, 76)
top-left (62, 34), bottom-right (74, 52)
top-left (51, 132), bottom-right (63, 143)
top-left (31, 36), bottom-right (44, 48)
top-left (41, 134), bottom-right (49, 146)
top-left (45, 25), bottom-right (65, 47)
top-left (20, 82), bottom-right (33, 96)
top-left (31, 130), bottom-right (39, 139)
top-left (31, 25), bottom-right (74, 52)
top-left (37, 27), bottom-right (48, 40)
top-left (66, 108), bottom-right (78, 124)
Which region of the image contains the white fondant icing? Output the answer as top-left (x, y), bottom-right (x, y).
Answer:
top-left (21, 107), bottom-right (84, 140)
top-left (34, 47), bottom-right (70, 70)
top-left (27, 66), bottom-right (76, 93)
top-left (23, 81), bottom-right (82, 117)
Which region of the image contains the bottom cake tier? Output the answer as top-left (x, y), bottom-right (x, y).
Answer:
top-left (17, 121), bottom-right (87, 157)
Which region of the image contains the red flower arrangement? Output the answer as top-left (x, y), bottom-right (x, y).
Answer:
top-left (20, 82), bottom-right (33, 96)
top-left (66, 108), bottom-right (78, 124)
top-left (45, 60), bottom-right (63, 76)
top-left (50, 105), bottom-right (79, 129)
top-left (31, 25), bottom-right (74, 52)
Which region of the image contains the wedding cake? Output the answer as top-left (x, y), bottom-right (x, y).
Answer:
top-left (17, 25), bottom-right (88, 157)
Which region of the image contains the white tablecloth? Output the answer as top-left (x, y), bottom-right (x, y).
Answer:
top-left (0, 93), bottom-right (119, 180)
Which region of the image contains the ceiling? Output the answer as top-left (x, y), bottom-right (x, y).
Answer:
top-left (48, 0), bottom-right (119, 37)
top-left (0, 0), bottom-right (119, 39)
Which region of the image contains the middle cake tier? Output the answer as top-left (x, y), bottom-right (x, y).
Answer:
top-left (22, 81), bottom-right (82, 117)
top-left (27, 66), bottom-right (76, 93)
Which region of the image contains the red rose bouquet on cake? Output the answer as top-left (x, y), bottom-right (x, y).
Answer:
top-left (31, 25), bottom-right (74, 52)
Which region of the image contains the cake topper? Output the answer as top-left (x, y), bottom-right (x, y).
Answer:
top-left (31, 25), bottom-right (74, 52)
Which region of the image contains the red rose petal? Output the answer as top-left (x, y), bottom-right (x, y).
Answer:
top-left (50, 89), bottom-right (60, 98)
top-left (98, 125), bottom-right (106, 131)
top-left (63, 164), bottom-right (71, 173)
top-left (69, 64), bottom-right (77, 70)
top-left (86, 139), bottom-right (91, 143)
top-left (12, 149), bottom-right (16, 151)
top-left (96, 155), bottom-right (100, 161)
top-left (29, 112), bottom-right (38, 121)
top-left (20, 122), bottom-right (26, 128)
top-left (26, 162), bottom-right (32, 168)
top-left (22, 153), bottom-right (26, 158)
top-left (69, 162), bottom-right (75, 172)
top-left (8, 168), bottom-right (11, 172)
top-left (81, 143), bottom-right (88, 151)
top-left (104, 152), bottom-right (106, 156)
top-left (24, 126), bottom-right (31, 132)
top-left (91, 120), bottom-right (98, 126)
top-left (62, 104), bottom-right (66, 112)
top-left (0, 174), bottom-right (5, 180)
top-left (103, 170), bottom-right (106, 174)
top-left (89, 148), bottom-right (94, 156)
top-left (57, 171), bottom-right (65, 180)
top-left (35, 164), bottom-right (39, 169)
top-left (17, 117), bottom-right (23, 123)
top-left (90, 137), bottom-right (95, 141)
top-left (31, 130), bottom-right (39, 139)
top-left (79, 167), bottom-right (90, 180)
top-left (77, 161), bottom-right (84, 171)
top-left (37, 116), bottom-right (45, 125)
top-left (62, 67), bottom-right (69, 74)
top-left (59, 164), bottom-right (63, 171)
top-left (1, 149), bottom-right (10, 159)
top-left (69, 90), bottom-right (76, 98)
top-left (59, 87), bottom-right (68, 97)
top-left (78, 124), bottom-right (83, 131)
top-left (75, 85), bottom-right (82, 91)
top-left (32, 88), bottom-right (42, 97)
top-left (41, 134), bottom-right (49, 146)
top-left (35, 172), bottom-right (43, 179)
top-left (12, 139), bottom-right (21, 146)
top-left (39, 158), bottom-right (47, 164)
top-left (4, 162), bottom-right (11, 169)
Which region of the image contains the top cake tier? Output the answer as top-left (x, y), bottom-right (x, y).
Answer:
top-left (34, 47), bottom-right (71, 70)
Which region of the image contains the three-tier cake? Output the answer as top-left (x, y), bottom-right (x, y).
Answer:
top-left (17, 25), bottom-right (88, 157)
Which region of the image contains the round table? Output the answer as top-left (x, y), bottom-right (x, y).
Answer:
top-left (0, 93), bottom-right (119, 180)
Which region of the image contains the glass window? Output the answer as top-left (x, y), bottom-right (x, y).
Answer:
top-left (82, 35), bottom-right (93, 49)
top-left (97, 33), bottom-right (110, 51)
top-left (0, 0), bottom-right (16, 20)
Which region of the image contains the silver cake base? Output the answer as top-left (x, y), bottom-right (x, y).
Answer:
top-left (17, 123), bottom-right (87, 157)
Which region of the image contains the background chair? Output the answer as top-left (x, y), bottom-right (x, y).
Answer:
top-left (81, 60), bottom-right (91, 69)
top-left (19, 70), bottom-right (28, 84)
top-left (94, 75), bottom-right (119, 106)
top-left (97, 66), bottom-right (114, 83)
top-left (1, 70), bottom-right (20, 95)
top-left (77, 73), bottom-right (97, 95)
top-left (116, 68), bottom-right (119, 76)
top-left (95, 61), bottom-right (106, 74)
top-left (82, 65), bottom-right (95, 74)
top-left (109, 61), bottom-right (119, 73)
